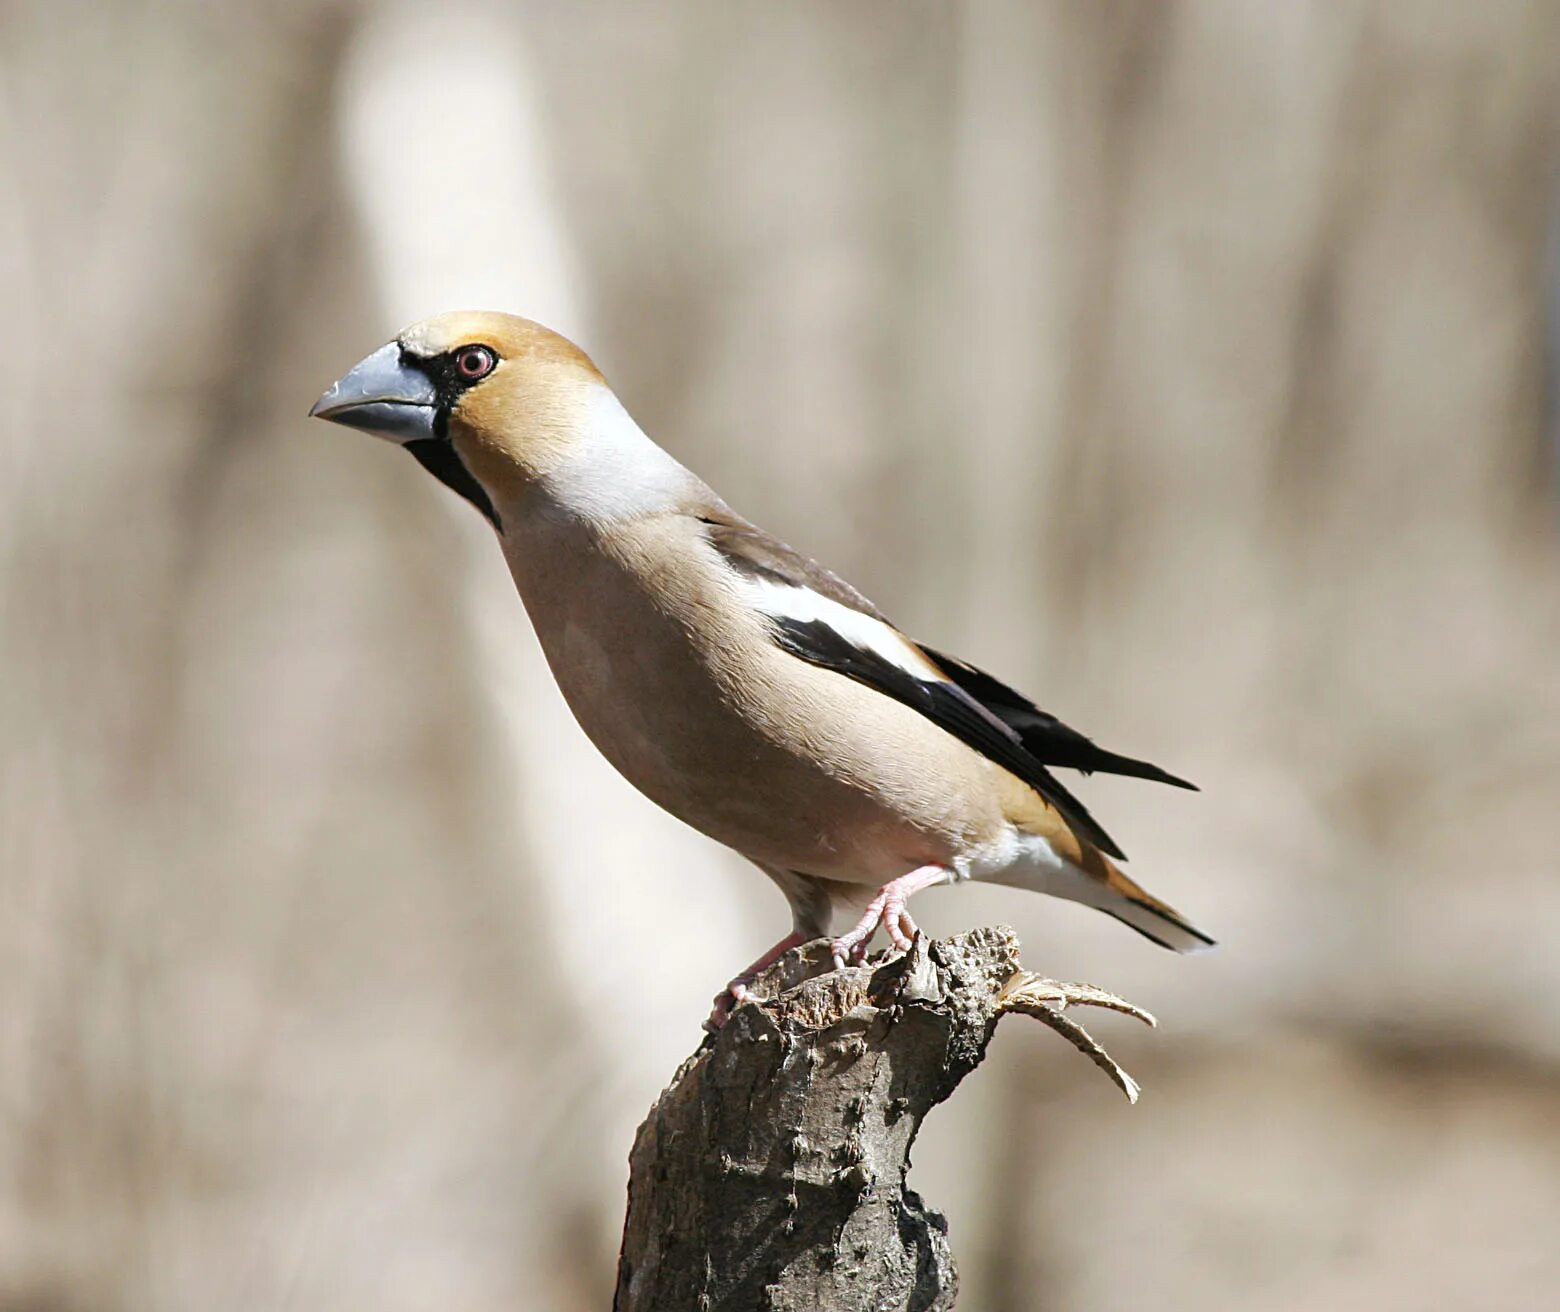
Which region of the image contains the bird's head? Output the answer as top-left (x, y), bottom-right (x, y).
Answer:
top-left (310, 311), bottom-right (608, 531)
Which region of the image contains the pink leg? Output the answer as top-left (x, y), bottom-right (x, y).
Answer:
top-left (705, 931), bottom-right (807, 1032)
top-left (830, 865), bottom-right (950, 970)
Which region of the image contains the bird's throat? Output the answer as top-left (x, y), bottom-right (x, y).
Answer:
top-left (404, 438), bottom-right (502, 531)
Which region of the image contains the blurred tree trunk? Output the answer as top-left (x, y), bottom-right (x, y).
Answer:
top-left (0, 4), bottom-right (592, 1306)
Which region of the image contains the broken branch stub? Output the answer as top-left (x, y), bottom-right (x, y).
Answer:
top-left (614, 926), bottom-right (1155, 1312)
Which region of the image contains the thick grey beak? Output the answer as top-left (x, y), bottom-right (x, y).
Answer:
top-left (309, 342), bottom-right (438, 444)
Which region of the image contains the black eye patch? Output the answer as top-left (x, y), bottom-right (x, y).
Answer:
top-left (400, 345), bottom-right (497, 409)
top-left (396, 347), bottom-right (504, 532)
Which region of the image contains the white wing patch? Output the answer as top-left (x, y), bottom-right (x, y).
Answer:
top-left (740, 578), bottom-right (947, 682)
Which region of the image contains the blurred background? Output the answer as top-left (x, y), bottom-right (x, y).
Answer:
top-left (4, 1), bottom-right (1560, 1308)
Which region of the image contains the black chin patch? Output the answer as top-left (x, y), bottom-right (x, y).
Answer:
top-left (404, 438), bottom-right (502, 531)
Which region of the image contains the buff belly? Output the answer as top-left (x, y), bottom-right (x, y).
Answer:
top-left (528, 611), bottom-right (1003, 889)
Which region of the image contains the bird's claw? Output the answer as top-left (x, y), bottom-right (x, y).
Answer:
top-left (703, 979), bottom-right (753, 1032)
top-left (830, 901), bottom-right (920, 971)
top-left (827, 866), bottom-right (945, 972)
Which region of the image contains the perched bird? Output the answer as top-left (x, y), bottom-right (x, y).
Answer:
top-left (311, 312), bottom-right (1213, 1026)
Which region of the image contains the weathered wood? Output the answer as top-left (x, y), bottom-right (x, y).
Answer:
top-left (614, 926), bottom-right (1152, 1311)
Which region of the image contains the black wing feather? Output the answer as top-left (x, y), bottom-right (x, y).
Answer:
top-left (770, 618), bottom-right (1130, 860)
top-left (920, 646), bottom-right (1198, 791)
top-left (698, 510), bottom-right (1192, 856)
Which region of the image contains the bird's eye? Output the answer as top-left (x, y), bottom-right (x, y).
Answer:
top-left (453, 344), bottom-right (497, 382)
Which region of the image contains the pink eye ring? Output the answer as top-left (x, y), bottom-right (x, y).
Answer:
top-left (454, 344), bottom-right (497, 381)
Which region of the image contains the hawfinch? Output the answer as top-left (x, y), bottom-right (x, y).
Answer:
top-left (312, 312), bottom-right (1213, 1026)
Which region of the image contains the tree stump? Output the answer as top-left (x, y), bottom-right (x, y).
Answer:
top-left (614, 925), bottom-right (1154, 1311)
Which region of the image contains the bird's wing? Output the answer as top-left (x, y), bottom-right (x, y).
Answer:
top-left (698, 507), bottom-right (892, 620)
top-left (917, 646), bottom-right (1198, 792)
top-left (697, 507), bottom-right (1191, 861)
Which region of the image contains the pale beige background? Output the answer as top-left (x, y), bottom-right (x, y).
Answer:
top-left (3, 2), bottom-right (1559, 1309)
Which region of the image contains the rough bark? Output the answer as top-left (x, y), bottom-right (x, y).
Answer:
top-left (614, 926), bottom-right (1152, 1311)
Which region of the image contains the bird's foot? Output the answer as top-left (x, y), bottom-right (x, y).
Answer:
top-left (704, 931), bottom-right (807, 1033)
top-left (829, 865), bottom-right (950, 971)
top-left (704, 985), bottom-right (745, 1033)
top-left (830, 898), bottom-right (915, 970)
